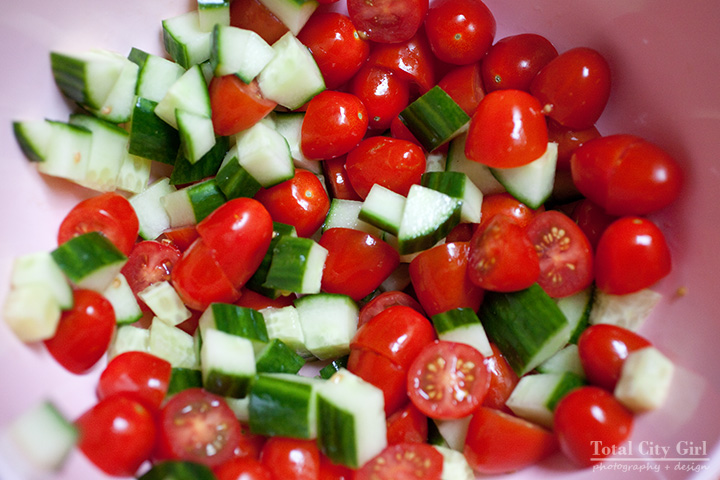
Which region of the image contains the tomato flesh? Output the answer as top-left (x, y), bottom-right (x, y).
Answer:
top-left (209, 75), bottom-right (276, 136)
top-left (356, 443), bottom-right (443, 480)
top-left (347, 0), bottom-right (428, 44)
top-left (121, 240), bottom-right (182, 311)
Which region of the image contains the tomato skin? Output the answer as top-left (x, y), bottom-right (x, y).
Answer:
top-left (570, 134), bottom-right (683, 216)
top-left (230, 0), bottom-right (288, 44)
top-left (158, 226), bottom-right (200, 252)
top-left (477, 192), bottom-right (543, 233)
top-left (356, 443), bottom-right (443, 480)
top-left (367, 31), bottom-right (436, 94)
top-left (196, 198), bottom-right (274, 289)
top-left (578, 324), bottom-right (651, 391)
top-left (409, 241), bottom-right (485, 317)
top-left (43, 289), bottom-right (115, 374)
top-left (254, 169), bottom-right (331, 238)
top-left (75, 394), bottom-right (157, 477)
top-left (530, 47), bottom-right (611, 130)
top-left (235, 287), bottom-right (296, 310)
top-left (121, 240), bottom-right (182, 312)
top-left (347, 347), bottom-right (409, 416)
top-left (97, 351), bottom-right (172, 411)
top-left (437, 62), bottom-right (485, 116)
top-left (345, 136), bottom-right (426, 199)
top-left (301, 90), bottom-right (368, 160)
top-left (322, 156), bottom-right (362, 201)
top-left (260, 437), bottom-right (320, 480)
top-left (526, 210), bottom-right (594, 298)
top-left (210, 75), bottom-right (277, 136)
top-left (594, 216), bottom-right (672, 294)
top-left (57, 192), bottom-right (139, 255)
top-left (347, 0), bottom-right (428, 44)
top-left (467, 214), bottom-right (540, 292)
top-left (358, 291), bottom-right (425, 328)
top-left (386, 403), bottom-right (428, 445)
top-left (319, 455), bottom-right (356, 480)
top-left (482, 343), bottom-right (520, 412)
top-left (464, 407), bottom-right (557, 474)
top-left (319, 228), bottom-right (400, 301)
top-left (571, 198), bottom-right (617, 250)
top-left (546, 118), bottom-right (601, 171)
top-left (465, 89), bottom-right (549, 168)
top-left (481, 33), bottom-right (558, 93)
top-left (554, 386), bottom-right (633, 467)
top-left (298, 12), bottom-right (369, 90)
top-left (214, 456), bottom-right (274, 480)
top-left (425, 0), bottom-right (496, 65)
top-left (349, 64), bottom-right (410, 133)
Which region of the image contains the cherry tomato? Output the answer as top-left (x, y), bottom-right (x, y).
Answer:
top-left (546, 118), bottom-right (601, 171)
top-left (196, 198), bottom-right (274, 289)
top-left (465, 89), bottom-right (549, 168)
top-left (97, 351), bottom-right (172, 411)
top-left (297, 12), bottom-right (369, 90)
top-left (43, 289), bottom-right (115, 374)
top-left (349, 64), bottom-right (410, 133)
top-left (301, 90), bottom-right (368, 160)
top-left (570, 134), bottom-right (683, 216)
top-left (578, 324), bottom-right (652, 391)
top-left (357, 291), bottom-right (425, 328)
top-left (390, 115), bottom-right (423, 149)
top-left (260, 437), bottom-right (320, 480)
top-left (482, 343), bottom-right (519, 412)
top-left (477, 192), bottom-right (543, 233)
top-left (530, 47), bottom-right (611, 129)
top-left (156, 388), bottom-right (243, 468)
top-left (409, 241), bottom-right (485, 317)
top-left (571, 198), bottom-right (617, 250)
top-left (425, 0), bottom-right (496, 65)
top-left (230, 0), bottom-right (288, 44)
top-left (57, 192), bottom-right (138, 255)
top-left (351, 305), bottom-right (437, 370)
top-left (407, 340), bottom-right (489, 419)
top-left (235, 287), bottom-right (296, 310)
top-left (386, 403), bottom-right (428, 445)
top-left (319, 454), bottom-right (356, 480)
top-left (321, 156), bottom-right (362, 201)
top-left (481, 33), bottom-right (558, 92)
top-left (594, 216), bottom-right (672, 294)
top-left (356, 443), bottom-right (443, 480)
top-left (526, 210), bottom-right (594, 298)
top-left (75, 394), bottom-right (157, 477)
top-left (345, 136), bottom-right (426, 198)
top-left (367, 31), bottom-right (436, 94)
top-left (254, 169), bottom-right (330, 238)
top-left (347, 347), bottom-right (409, 416)
top-left (121, 240), bottom-right (182, 311)
top-left (437, 62), bottom-right (485, 116)
top-left (467, 214), bottom-right (540, 292)
top-left (464, 407), bottom-right (557, 474)
top-left (210, 75), bottom-right (277, 136)
top-left (445, 222), bottom-right (476, 242)
top-left (554, 386), bottom-right (633, 467)
top-left (158, 225), bottom-right (200, 252)
top-left (214, 456), bottom-right (273, 480)
top-left (347, 0), bottom-right (428, 44)
top-left (319, 228), bottom-right (400, 301)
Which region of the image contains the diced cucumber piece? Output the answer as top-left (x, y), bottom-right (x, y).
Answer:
top-left (68, 113), bottom-right (127, 192)
top-left (318, 355), bottom-right (349, 380)
top-left (107, 325), bottom-right (150, 359)
top-left (430, 308), bottom-right (493, 357)
top-left (506, 372), bottom-right (585, 428)
top-left (36, 120), bottom-right (92, 184)
top-left (446, 132), bottom-right (505, 195)
top-left (155, 65), bottom-right (211, 129)
top-left (176, 109), bottom-right (216, 163)
top-left (198, 0), bottom-right (231, 32)
top-left (51, 232), bottom-right (127, 292)
top-left (257, 32), bottom-right (325, 110)
top-left (12, 120), bottom-right (54, 163)
top-left (258, 0), bottom-right (318, 35)
top-left (248, 373), bottom-right (323, 438)
top-left (201, 328), bottom-right (256, 398)
top-left (49, 49), bottom-right (125, 110)
top-left (234, 121), bottom-right (295, 187)
top-left (246, 222), bottom-right (297, 298)
top-left (149, 317), bottom-right (199, 368)
top-left (161, 178), bottom-right (227, 227)
top-left (167, 367), bottom-right (204, 396)
top-left (316, 369), bottom-right (387, 468)
top-left (489, 142), bottom-right (558, 209)
top-left (536, 344), bottom-right (585, 379)
top-left (116, 153), bottom-right (152, 194)
top-left (102, 273), bottom-right (143, 325)
top-left (85, 50), bottom-right (139, 124)
top-left (130, 177), bottom-right (177, 240)
top-left (589, 288), bottom-right (662, 332)
top-left (255, 338), bottom-right (306, 374)
top-left (263, 237), bottom-right (327, 295)
top-left (6, 401), bottom-right (78, 472)
top-left (614, 346), bottom-right (674, 413)
top-left (162, 10), bottom-right (213, 68)
top-left (556, 285), bottom-right (594, 343)
top-left (215, 147), bottom-right (263, 199)
top-left (225, 396), bottom-right (250, 422)
top-left (421, 171), bottom-right (483, 223)
top-left (138, 461), bottom-right (216, 480)
top-left (480, 284), bottom-right (571, 376)
top-left (397, 184), bottom-right (462, 255)
top-left (10, 251), bottom-right (73, 310)
top-left (260, 305), bottom-right (310, 358)
top-left (211, 25), bottom-right (274, 81)
top-left (433, 416), bottom-right (472, 452)
top-left (2, 285), bottom-right (61, 343)
top-left (294, 294), bottom-right (358, 361)
top-left (324, 199), bottom-right (384, 237)
top-left (128, 97), bottom-right (181, 165)
top-left (128, 47), bottom-right (186, 103)
top-left (358, 184), bottom-right (406, 237)
top-left (272, 112), bottom-right (322, 174)
top-left (138, 281), bottom-right (192, 326)
top-left (171, 135), bottom-right (230, 185)
top-left (398, 85), bottom-right (470, 152)
top-left (198, 303), bottom-right (269, 345)
top-left (434, 445), bottom-right (475, 480)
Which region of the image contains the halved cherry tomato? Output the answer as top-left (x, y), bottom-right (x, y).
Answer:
top-left (477, 192), bottom-right (543, 233)
top-left (319, 228), bottom-right (400, 301)
top-left (358, 291), bottom-right (425, 328)
top-left (214, 456), bottom-right (273, 480)
top-left (196, 197), bottom-right (274, 289)
top-left (345, 136), bottom-right (426, 199)
top-left (210, 75), bottom-right (277, 136)
top-left (571, 198), bottom-right (617, 250)
top-left (390, 115), bottom-right (423, 149)
top-left (349, 64), bottom-right (410, 133)
top-left (594, 216), bottom-right (672, 294)
top-left (121, 240), bottom-right (182, 311)
top-left (230, 0), bottom-right (288, 44)
top-left (464, 407), bottom-right (557, 474)
top-left (554, 386), bottom-right (633, 467)
top-left (57, 192), bottom-right (138, 255)
top-left (570, 134), bottom-right (683, 216)
top-left (347, 0), bottom-right (428, 44)
top-left (158, 226), bottom-right (200, 252)
top-left (301, 90), bottom-right (368, 160)
top-left (347, 347), bottom-right (409, 416)
top-left (409, 241), bottom-right (484, 317)
top-left (156, 388), bottom-right (243, 468)
top-left (465, 89), bottom-right (548, 168)
top-left (437, 62), bottom-right (485, 116)
top-left (424, 0), bottom-right (496, 65)
top-left (235, 287), bottom-right (296, 310)
top-left (481, 33), bottom-right (558, 92)
top-left (482, 343), bottom-right (519, 412)
top-left (467, 214), bottom-right (540, 292)
top-left (546, 118), bottom-right (601, 171)
top-left (260, 437), bottom-right (321, 480)
top-left (254, 169), bottom-right (331, 238)
top-left (445, 222), bottom-right (476, 243)
top-left (43, 289), bottom-right (115, 374)
top-left (75, 394), bottom-right (157, 477)
top-left (526, 210), bottom-right (594, 298)
top-left (530, 47), bottom-right (611, 129)
top-left (356, 443), bottom-right (443, 480)
top-left (297, 12), bottom-right (369, 90)
top-left (386, 403), bottom-right (428, 445)
top-left (321, 156), bottom-right (362, 201)
top-left (367, 31), bottom-right (436, 94)
top-left (407, 340), bottom-right (490, 419)
top-left (97, 351), bottom-right (172, 411)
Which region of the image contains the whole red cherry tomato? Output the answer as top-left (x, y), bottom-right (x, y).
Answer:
top-left (546, 118), bottom-right (601, 170)
top-left (437, 62), bottom-right (485, 116)
top-left (367, 31), bottom-right (437, 94)
top-left (481, 33), bottom-right (558, 92)
top-left (424, 0), bottom-right (496, 65)
top-left (301, 90), bottom-right (368, 160)
top-left (349, 64), bottom-right (410, 133)
top-left (97, 351), bottom-right (172, 411)
top-left (260, 437), bottom-right (321, 480)
top-left (347, 0), bottom-right (428, 44)
top-left (477, 192), bottom-right (543, 233)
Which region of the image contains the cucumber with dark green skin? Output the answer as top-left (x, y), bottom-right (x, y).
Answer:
top-left (430, 307), bottom-right (493, 357)
top-left (128, 97), bottom-right (180, 165)
top-left (319, 355), bottom-right (349, 380)
top-left (506, 371), bottom-right (586, 428)
top-left (397, 184), bottom-right (462, 255)
top-left (421, 170), bottom-right (483, 223)
top-left (49, 50), bottom-right (124, 110)
top-left (246, 222), bottom-right (297, 298)
top-left (167, 368), bottom-right (204, 396)
top-left (198, 303), bottom-right (269, 343)
top-left (255, 338), bottom-right (306, 374)
top-left (170, 135), bottom-right (229, 185)
top-left (128, 48), bottom-right (186, 103)
top-left (13, 120), bottom-right (53, 163)
top-left (201, 329), bottom-right (256, 398)
top-left (138, 460), bottom-right (216, 480)
top-left (162, 178), bottom-right (227, 227)
top-left (162, 11), bottom-right (212, 69)
top-left (51, 231), bottom-right (127, 292)
top-left (263, 236), bottom-right (327, 295)
top-left (215, 149), bottom-right (263, 199)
